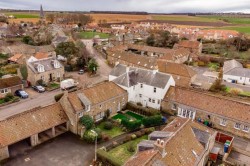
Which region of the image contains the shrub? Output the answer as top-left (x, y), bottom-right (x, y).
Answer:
top-left (131, 134), bottom-right (137, 140)
top-left (5, 93), bottom-right (14, 100)
top-left (127, 144), bottom-right (136, 152)
top-left (102, 133), bottom-right (110, 141)
top-left (83, 130), bottom-right (96, 143)
top-left (144, 127), bottom-right (155, 134)
top-left (54, 93), bottom-right (64, 102)
top-left (142, 115), bottom-right (164, 127)
top-left (126, 102), bottom-right (159, 116)
top-left (103, 121), bottom-right (113, 130)
top-left (80, 115), bottom-right (94, 130)
top-left (121, 119), bottom-right (141, 131)
top-left (97, 149), bottom-right (123, 166)
top-left (230, 88), bottom-right (242, 96)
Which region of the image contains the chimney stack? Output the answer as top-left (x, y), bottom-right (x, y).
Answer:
top-left (154, 139), bottom-right (167, 158)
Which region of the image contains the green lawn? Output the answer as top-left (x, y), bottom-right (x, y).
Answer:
top-left (5, 13), bottom-right (39, 18)
top-left (0, 99), bottom-right (5, 105)
top-left (97, 122), bottom-right (124, 138)
top-left (108, 135), bottom-right (148, 164)
top-left (0, 53), bottom-right (9, 60)
top-left (112, 111), bottom-right (144, 122)
top-left (78, 31), bottom-right (110, 39)
top-left (125, 111), bottom-right (144, 121)
top-left (112, 113), bottom-right (130, 121)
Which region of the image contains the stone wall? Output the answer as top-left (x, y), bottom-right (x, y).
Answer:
top-left (0, 146), bottom-right (9, 161)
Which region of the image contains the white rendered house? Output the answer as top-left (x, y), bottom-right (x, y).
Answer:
top-left (109, 64), bottom-right (175, 109)
top-left (223, 59), bottom-right (250, 85)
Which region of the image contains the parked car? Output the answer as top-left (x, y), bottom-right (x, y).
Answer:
top-left (32, 85), bottom-right (46, 93)
top-left (15, 89), bottom-right (29, 99)
top-left (78, 69), bottom-right (84, 75)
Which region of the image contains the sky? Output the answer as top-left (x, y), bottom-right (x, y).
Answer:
top-left (0, 0), bottom-right (250, 13)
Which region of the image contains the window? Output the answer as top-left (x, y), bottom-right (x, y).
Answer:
top-left (37, 65), bottom-right (45, 73)
top-left (41, 75), bottom-right (45, 81)
top-left (152, 99), bottom-right (155, 103)
top-left (243, 125), bottom-right (249, 132)
top-left (154, 87), bottom-right (157, 93)
top-left (158, 100), bottom-right (160, 104)
top-left (234, 123), bottom-right (241, 130)
top-left (95, 112), bottom-right (104, 121)
top-left (149, 98), bottom-right (151, 102)
top-left (0, 88), bottom-right (8, 94)
top-left (78, 112), bottom-right (83, 118)
top-left (172, 104), bottom-right (177, 110)
top-left (140, 84), bottom-right (143, 88)
top-left (220, 119), bottom-right (227, 126)
top-left (99, 104), bottom-right (102, 109)
top-left (57, 72), bottom-right (60, 78)
top-left (86, 105), bottom-right (90, 112)
top-left (139, 94), bottom-right (142, 98)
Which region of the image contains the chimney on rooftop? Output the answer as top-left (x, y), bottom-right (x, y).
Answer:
top-left (154, 139), bottom-right (167, 158)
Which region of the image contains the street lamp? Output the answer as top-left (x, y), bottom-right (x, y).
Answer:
top-left (91, 130), bottom-right (98, 162)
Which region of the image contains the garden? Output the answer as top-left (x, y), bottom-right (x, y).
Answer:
top-left (0, 93), bottom-right (19, 106)
top-left (78, 31), bottom-right (110, 39)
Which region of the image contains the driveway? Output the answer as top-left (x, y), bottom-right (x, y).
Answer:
top-left (0, 89), bottom-right (62, 120)
top-left (3, 133), bottom-right (95, 166)
top-left (191, 66), bottom-right (217, 89)
top-left (82, 39), bottom-right (112, 78)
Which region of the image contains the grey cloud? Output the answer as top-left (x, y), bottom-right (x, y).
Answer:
top-left (0, 0), bottom-right (249, 13)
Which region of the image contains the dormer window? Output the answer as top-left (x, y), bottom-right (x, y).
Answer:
top-left (37, 64), bottom-right (45, 73)
top-left (52, 60), bottom-right (60, 69)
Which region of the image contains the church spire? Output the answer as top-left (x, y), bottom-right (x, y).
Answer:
top-left (40, 4), bottom-right (45, 19)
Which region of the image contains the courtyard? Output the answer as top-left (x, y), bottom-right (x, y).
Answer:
top-left (2, 132), bottom-right (95, 166)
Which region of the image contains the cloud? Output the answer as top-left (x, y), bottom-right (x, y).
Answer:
top-left (0, 0), bottom-right (249, 13)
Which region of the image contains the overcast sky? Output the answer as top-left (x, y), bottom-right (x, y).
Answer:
top-left (0, 0), bottom-right (249, 13)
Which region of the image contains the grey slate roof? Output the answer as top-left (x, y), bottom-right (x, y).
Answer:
top-left (138, 140), bottom-right (155, 148)
top-left (192, 127), bottom-right (211, 146)
top-left (223, 59), bottom-right (243, 74)
top-left (149, 131), bottom-right (173, 140)
top-left (225, 68), bottom-right (250, 77)
top-left (28, 57), bottom-right (62, 74)
top-left (109, 64), bottom-right (127, 77)
top-left (111, 64), bottom-right (171, 89)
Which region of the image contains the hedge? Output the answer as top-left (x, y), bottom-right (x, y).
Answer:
top-left (125, 102), bottom-right (159, 116)
top-left (97, 149), bottom-right (123, 166)
top-left (121, 119), bottom-right (141, 131)
top-left (142, 115), bottom-right (164, 127)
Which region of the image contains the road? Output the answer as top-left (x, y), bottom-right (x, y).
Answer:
top-left (82, 39), bottom-right (112, 78)
top-left (0, 89), bottom-right (61, 120)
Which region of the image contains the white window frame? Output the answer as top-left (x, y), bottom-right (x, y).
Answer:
top-left (152, 99), bottom-right (155, 103)
top-left (139, 94), bottom-right (142, 98)
top-left (86, 105), bottom-right (90, 112)
top-left (78, 112), bottom-right (83, 118)
top-left (99, 104), bottom-right (102, 109)
top-left (140, 84), bottom-right (143, 88)
top-left (0, 88), bottom-right (8, 94)
top-left (172, 104), bottom-right (177, 110)
top-left (149, 98), bottom-right (151, 102)
top-left (220, 119), bottom-right (227, 126)
top-left (243, 125), bottom-right (249, 132)
top-left (234, 123), bottom-right (241, 130)
top-left (153, 87), bottom-right (156, 93)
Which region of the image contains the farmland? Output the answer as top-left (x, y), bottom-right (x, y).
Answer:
top-left (200, 15), bottom-right (250, 24)
top-left (211, 26), bottom-right (250, 34)
top-left (90, 14), bottom-right (150, 23)
top-left (4, 12), bottom-right (39, 18)
top-left (151, 15), bottom-right (219, 22)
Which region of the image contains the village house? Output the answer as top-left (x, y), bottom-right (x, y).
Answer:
top-left (126, 44), bottom-right (173, 57)
top-left (162, 87), bottom-right (250, 139)
top-left (0, 103), bottom-right (69, 161)
top-left (0, 76), bottom-right (23, 98)
top-left (109, 64), bottom-right (175, 109)
top-left (223, 59), bottom-right (250, 85)
top-left (107, 51), bottom-right (158, 70)
top-left (174, 40), bottom-right (202, 55)
top-left (157, 48), bottom-right (191, 64)
top-left (158, 61), bottom-right (197, 87)
top-left (125, 117), bottom-right (216, 166)
top-left (25, 56), bottom-right (64, 85)
top-left (8, 54), bottom-right (24, 64)
top-left (197, 30), bottom-right (239, 41)
top-left (59, 81), bottom-right (128, 136)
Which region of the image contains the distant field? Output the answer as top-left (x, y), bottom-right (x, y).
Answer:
top-left (209, 26), bottom-right (250, 34)
top-left (200, 16), bottom-right (250, 24)
top-left (78, 31), bottom-right (110, 39)
top-left (151, 15), bottom-right (219, 22)
top-left (5, 12), bottom-right (39, 18)
top-left (90, 14), bottom-right (150, 23)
